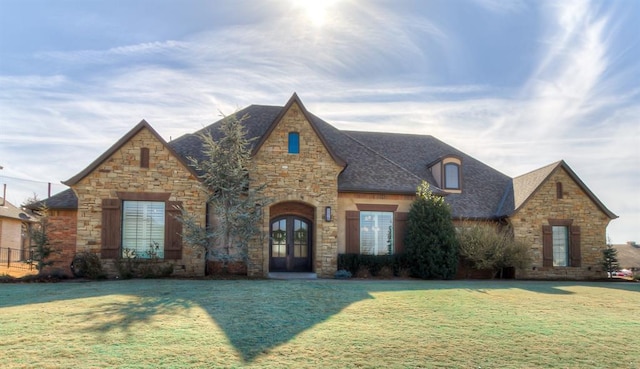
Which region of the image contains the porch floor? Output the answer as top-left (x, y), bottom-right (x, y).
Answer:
top-left (268, 272), bottom-right (317, 280)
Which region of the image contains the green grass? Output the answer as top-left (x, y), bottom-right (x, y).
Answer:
top-left (1, 279), bottom-right (638, 368)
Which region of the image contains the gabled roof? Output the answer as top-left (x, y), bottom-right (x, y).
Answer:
top-left (0, 197), bottom-right (35, 221)
top-left (251, 93), bottom-right (346, 167)
top-left (63, 120), bottom-right (199, 186)
top-left (51, 94), bottom-right (615, 221)
top-left (169, 101), bottom-right (448, 197)
top-left (24, 188), bottom-right (77, 210)
top-left (512, 160), bottom-right (617, 219)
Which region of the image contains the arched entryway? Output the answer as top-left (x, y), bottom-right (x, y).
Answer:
top-left (270, 216), bottom-right (312, 272)
top-left (269, 201), bottom-right (314, 273)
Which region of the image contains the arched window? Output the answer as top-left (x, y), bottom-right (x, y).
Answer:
top-left (444, 163), bottom-right (460, 190)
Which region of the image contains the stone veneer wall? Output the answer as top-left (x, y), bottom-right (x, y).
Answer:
top-left (251, 102), bottom-right (343, 278)
top-left (72, 128), bottom-right (207, 277)
top-left (511, 167), bottom-right (612, 280)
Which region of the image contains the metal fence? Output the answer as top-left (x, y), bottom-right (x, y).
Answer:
top-left (0, 247), bottom-right (35, 270)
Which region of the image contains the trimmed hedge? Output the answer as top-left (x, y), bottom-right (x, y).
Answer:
top-left (338, 253), bottom-right (412, 277)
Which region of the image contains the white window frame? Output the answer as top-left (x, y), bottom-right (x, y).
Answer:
top-left (122, 201), bottom-right (165, 259)
top-left (360, 211), bottom-right (394, 255)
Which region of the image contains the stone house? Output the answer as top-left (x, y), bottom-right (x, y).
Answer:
top-left (34, 93), bottom-right (617, 279)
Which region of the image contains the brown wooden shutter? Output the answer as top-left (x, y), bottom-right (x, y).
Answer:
top-left (570, 225), bottom-right (581, 267)
top-left (101, 199), bottom-right (121, 259)
top-left (542, 225), bottom-right (553, 267)
top-left (164, 201), bottom-right (183, 259)
top-left (140, 148), bottom-right (150, 168)
top-left (345, 211), bottom-right (360, 254)
top-left (394, 212), bottom-right (409, 254)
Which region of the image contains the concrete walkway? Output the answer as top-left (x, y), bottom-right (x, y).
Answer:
top-left (268, 272), bottom-right (317, 280)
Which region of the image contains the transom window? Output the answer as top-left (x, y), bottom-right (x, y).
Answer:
top-left (288, 132), bottom-right (300, 154)
top-left (360, 211), bottom-right (394, 255)
top-left (552, 226), bottom-right (569, 266)
top-left (122, 201), bottom-right (165, 259)
top-left (444, 163), bottom-right (460, 189)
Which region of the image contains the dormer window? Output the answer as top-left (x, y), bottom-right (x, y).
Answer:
top-left (288, 132), bottom-right (300, 154)
top-left (444, 163), bottom-right (460, 190)
top-left (427, 155), bottom-right (462, 193)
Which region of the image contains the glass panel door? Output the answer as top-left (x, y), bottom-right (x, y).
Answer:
top-left (270, 216), bottom-right (312, 272)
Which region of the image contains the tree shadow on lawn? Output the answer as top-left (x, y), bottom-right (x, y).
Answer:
top-left (2, 279), bottom-right (638, 363)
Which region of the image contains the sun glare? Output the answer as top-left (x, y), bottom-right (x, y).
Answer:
top-left (292, 0), bottom-right (339, 27)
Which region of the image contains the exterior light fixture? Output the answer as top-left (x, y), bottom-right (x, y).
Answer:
top-left (324, 206), bottom-right (332, 222)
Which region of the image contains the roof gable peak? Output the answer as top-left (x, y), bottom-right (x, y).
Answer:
top-left (251, 93), bottom-right (345, 167)
top-left (63, 119), bottom-right (198, 186)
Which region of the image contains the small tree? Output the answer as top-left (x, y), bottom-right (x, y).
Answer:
top-left (602, 238), bottom-right (619, 278)
top-left (456, 222), bottom-right (531, 278)
top-left (29, 205), bottom-right (54, 273)
top-left (181, 112), bottom-right (265, 273)
top-left (405, 181), bottom-right (458, 279)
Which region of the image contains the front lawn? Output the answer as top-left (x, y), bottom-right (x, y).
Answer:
top-left (1, 279), bottom-right (638, 368)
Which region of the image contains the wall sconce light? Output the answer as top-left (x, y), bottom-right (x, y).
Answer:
top-left (324, 206), bottom-right (332, 222)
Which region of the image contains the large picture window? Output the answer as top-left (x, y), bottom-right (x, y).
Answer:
top-left (122, 201), bottom-right (165, 258)
top-left (360, 211), bottom-right (394, 255)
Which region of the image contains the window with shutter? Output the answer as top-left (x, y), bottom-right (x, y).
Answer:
top-left (360, 211), bottom-right (394, 255)
top-left (542, 220), bottom-right (580, 267)
top-left (122, 201), bottom-right (165, 258)
top-left (345, 208), bottom-right (405, 255)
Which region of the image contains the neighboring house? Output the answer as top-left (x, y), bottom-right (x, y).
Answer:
top-left (35, 94), bottom-right (617, 279)
top-left (0, 197), bottom-right (34, 258)
top-left (613, 242), bottom-right (640, 270)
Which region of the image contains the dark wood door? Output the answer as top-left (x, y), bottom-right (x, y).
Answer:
top-left (270, 216), bottom-right (312, 272)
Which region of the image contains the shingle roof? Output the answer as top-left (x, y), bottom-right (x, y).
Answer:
top-left (56, 94), bottom-right (615, 221)
top-left (64, 120), bottom-right (199, 186)
top-left (25, 188), bottom-right (77, 210)
top-left (344, 131), bottom-right (514, 218)
top-left (0, 197), bottom-right (35, 221)
top-left (512, 160), bottom-right (617, 219)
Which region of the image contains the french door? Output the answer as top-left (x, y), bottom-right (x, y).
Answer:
top-left (270, 216), bottom-right (312, 272)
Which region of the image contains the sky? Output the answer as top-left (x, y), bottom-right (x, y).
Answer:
top-left (0, 0), bottom-right (638, 243)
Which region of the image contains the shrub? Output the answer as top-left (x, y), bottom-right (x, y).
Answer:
top-left (115, 245), bottom-right (174, 279)
top-left (338, 253), bottom-right (411, 278)
top-left (71, 251), bottom-right (106, 280)
top-left (405, 182), bottom-right (458, 279)
top-left (456, 222), bottom-right (531, 278)
top-left (334, 269), bottom-right (352, 279)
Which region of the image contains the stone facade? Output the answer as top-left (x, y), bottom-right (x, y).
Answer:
top-left (251, 101), bottom-right (343, 278)
top-left (71, 126), bottom-right (207, 277)
top-left (511, 167), bottom-right (612, 280)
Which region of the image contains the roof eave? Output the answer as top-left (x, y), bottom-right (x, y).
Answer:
top-left (63, 120), bottom-right (201, 187)
top-left (251, 93), bottom-right (346, 168)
